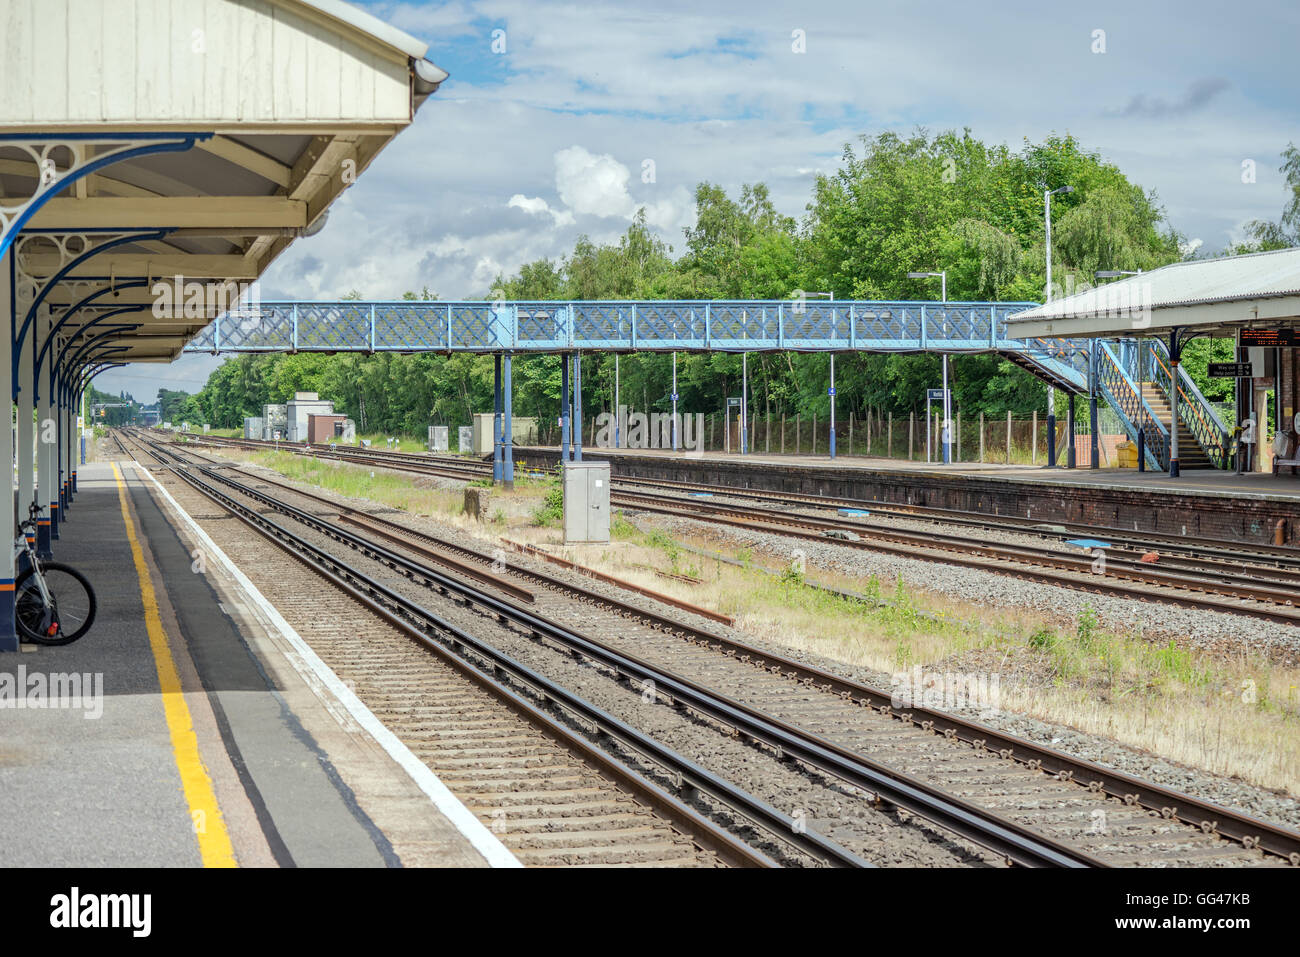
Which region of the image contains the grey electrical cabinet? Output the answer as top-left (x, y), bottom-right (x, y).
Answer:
top-left (563, 461), bottom-right (611, 544)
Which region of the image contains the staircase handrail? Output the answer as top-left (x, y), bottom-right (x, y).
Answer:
top-left (1146, 342), bottom-right (1231, 469)
top-left (1096, 341), bottom-right (1169, 470)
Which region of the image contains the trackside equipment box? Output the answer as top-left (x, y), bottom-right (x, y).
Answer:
top-left (563, 461), bottom-right (610, 544)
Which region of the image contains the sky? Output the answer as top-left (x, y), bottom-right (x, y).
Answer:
top-left (95, 0), bottom-right (1300, 403)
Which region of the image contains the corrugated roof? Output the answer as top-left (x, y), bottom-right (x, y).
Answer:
top-left (1008, 246), bottom-right (1300, 324)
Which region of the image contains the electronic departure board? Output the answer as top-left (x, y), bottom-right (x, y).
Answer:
top-left (1239, 329), bottom-right (1298, 347)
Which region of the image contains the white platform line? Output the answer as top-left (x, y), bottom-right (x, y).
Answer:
top-left (135, 462), bottom-right (522, 869)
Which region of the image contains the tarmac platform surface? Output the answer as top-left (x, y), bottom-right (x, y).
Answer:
top-left (0, 461), bottom-right (514, 868)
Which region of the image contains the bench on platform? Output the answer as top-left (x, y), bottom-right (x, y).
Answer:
top-left (1274, 431), bottom-right (1300, 476)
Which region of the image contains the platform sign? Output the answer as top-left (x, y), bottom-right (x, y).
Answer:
top-left (1208, 362), bottom-right (1255, 378)
top-left (727, 397), bottom-right (741, 407)
top-left (827, 386), bottom-right (836, 396)
top-left (927, 388), bottom-right (949, 401)
top-left (670, 393), bottom-right (678, 401)
top-left (1240, 329), bottom-right (1298, 347)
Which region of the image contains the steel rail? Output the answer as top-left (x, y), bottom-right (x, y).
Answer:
top-left (608, 490), bottom-right (1300, 603)
top-left (132, 432), bottom-right (1102, 867)
top-left (128, 430), bottom-right (1300, 865)
top-left (608, 490), bottom-right (1300, 627)
top-left (121, 434), bottom-right (860, 868)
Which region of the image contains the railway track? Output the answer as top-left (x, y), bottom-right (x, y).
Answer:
top-left (120, 429), bottom-right (1300, 867)
top-left (176, 432), bottom-right (1300, 626)
top-left (123, 430), bottom-right (1103, 867)
top-left (113, 433), bottom-right (787, 868)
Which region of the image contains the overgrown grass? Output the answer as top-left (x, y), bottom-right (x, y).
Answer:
top-left (552, 520), bottom-right (1300, 792)
top-left (250, 450), bottom-right (465, 517)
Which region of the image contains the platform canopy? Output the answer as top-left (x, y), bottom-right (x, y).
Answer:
top-left (1, 0), bottom-right (446, 367)
top-left (1005, 247), bottom-right (1300, 340)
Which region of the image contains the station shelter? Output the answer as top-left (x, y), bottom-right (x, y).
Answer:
top-left (1007, 248), bottom-right (1300, 478)
top-left (0, 0), bottom-right (448, 649)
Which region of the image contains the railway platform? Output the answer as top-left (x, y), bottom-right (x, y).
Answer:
top-left (516, 446), bottom-right (1300, 546)
top-left (0, 461), bottom-right (515, 868)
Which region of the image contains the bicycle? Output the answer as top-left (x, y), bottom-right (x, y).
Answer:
top-left (13, 505), bottom-right (97, 645)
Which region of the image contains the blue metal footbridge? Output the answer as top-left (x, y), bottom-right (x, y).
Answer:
top-left (185, 299), bottom-right (1231, 472)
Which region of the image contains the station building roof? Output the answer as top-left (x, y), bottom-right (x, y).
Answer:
top-left (1, 0), bottom-right (445, 366)
top-left (1006, 247), bottom-right (1300, 340)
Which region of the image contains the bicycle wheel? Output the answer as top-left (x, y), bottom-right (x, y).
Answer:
top-left (15, 562), bottom-right (97, 646)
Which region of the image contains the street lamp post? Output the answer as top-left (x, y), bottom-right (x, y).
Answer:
top-left (907, 271), bottom-right (950, 463)
top-left (1044, 185), bottom-right (1074, 468)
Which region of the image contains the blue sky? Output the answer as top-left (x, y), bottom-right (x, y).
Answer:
top-left (96, 0), bottom-right (1300, 402)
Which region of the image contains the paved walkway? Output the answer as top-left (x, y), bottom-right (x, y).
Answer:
top-left (0, 461), bottom-right (509, 867)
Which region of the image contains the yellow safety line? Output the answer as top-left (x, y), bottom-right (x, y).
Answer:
top-left (112, 463), bottom-right (237, 868)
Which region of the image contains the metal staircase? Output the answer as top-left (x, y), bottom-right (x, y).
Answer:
top-left (1091, 339), bottom-right (1230, 471)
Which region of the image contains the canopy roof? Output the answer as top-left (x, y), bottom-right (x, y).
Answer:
top-left (1006, 247), bottom-right (1300, 339)
top-left (1, 0), bottom-right (445, 366)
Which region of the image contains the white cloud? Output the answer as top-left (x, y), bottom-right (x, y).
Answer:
top-left (554, 146), bottom-right (637, 218)
top-left (108, 0), bottom-right (1300, 401)
top-left (507, 193), bottom-right (574, 226)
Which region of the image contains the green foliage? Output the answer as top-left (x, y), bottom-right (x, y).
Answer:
top-left (531, 486), bottom-right (564, 527)
top-left (187, 130), bottom-right (1278, 427)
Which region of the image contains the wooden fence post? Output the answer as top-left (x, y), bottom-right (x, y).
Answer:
top-left (909, 412), bottom-right (915, 460)
top-left (979, 412), bottom-right (985, 463)
top-left (781, 414), bottom-right (786, 454)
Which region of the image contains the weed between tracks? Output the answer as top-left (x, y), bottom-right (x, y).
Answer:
top-left (247, 450), bottom-right (469, 518)
top-left (598, 514), bottom-right (1300, 795)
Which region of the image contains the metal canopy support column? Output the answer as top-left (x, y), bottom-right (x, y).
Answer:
top-left (503, 352), bottom-right (514, 490)
top-left (560, 351), bottom-right (571, 463)
top-left (37, 325), bottom-right (56, 554)
top-left (62, 374), bottom-right (75, 510)
top-left (0, 248), bottom-right (17, 650)
top-left (1169, 328), bottom-right (1182, 478)
top-left (1046, 387), bottom-right (1056, 468)
top-left (56, 371), bottom-right (67, 516)
top-left (573, 351), bottom-right (583, 462)
top-left (17, 312), bottom-right (34, 521)
top-left (1089, 347), bottom-right (1100, 470)
top-left (492, 354), bottom-right (503, 484)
